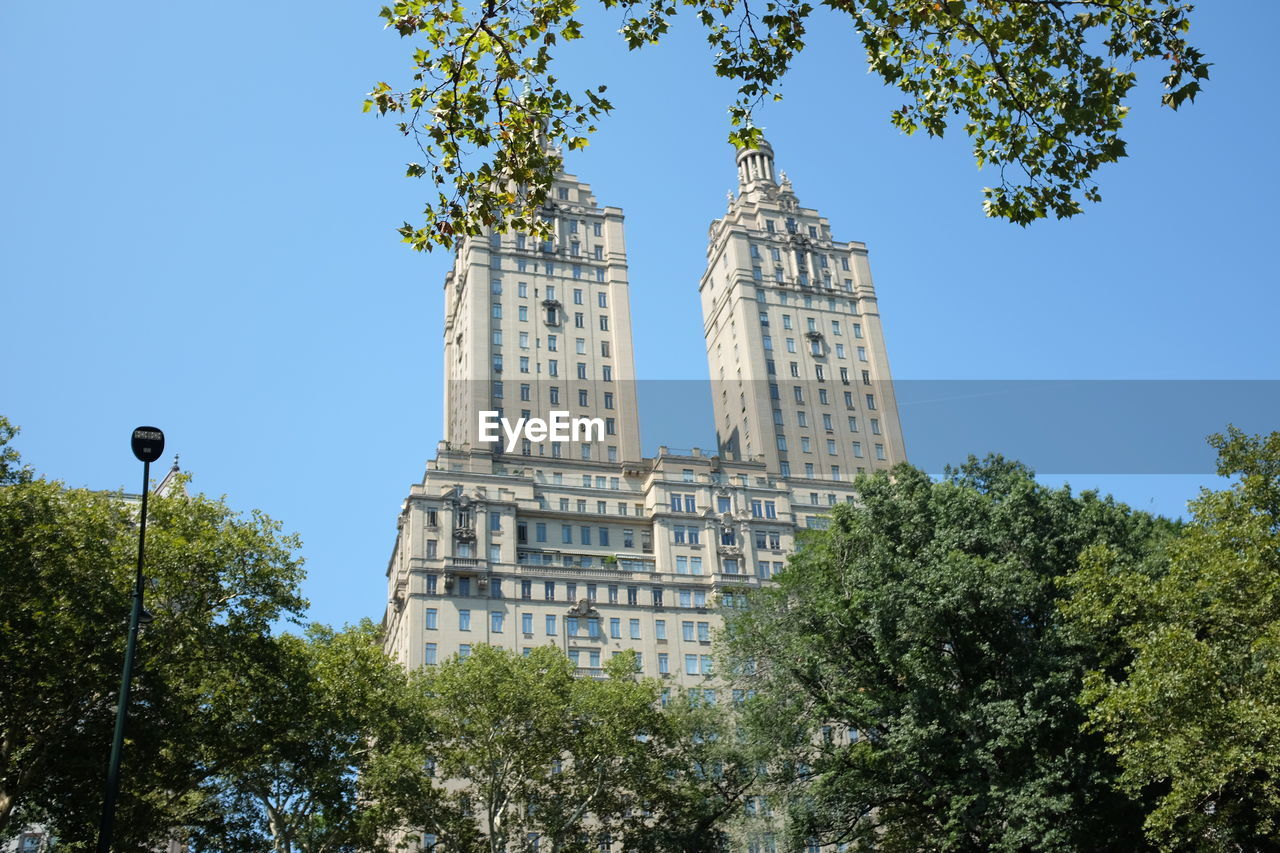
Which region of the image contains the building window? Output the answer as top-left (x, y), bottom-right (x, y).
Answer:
top-left (458, 609), bottom-right (471, 631)
top-left (425, 608), bottom-right (438, 630)
top-left (546, 614), bottom-right (557, 635)
top-left (491, 611), bottom-right (504, 632)
top-left (669, 493), bottom-right (696, 513)
top-left (424, 643), bottom-right (437, 665)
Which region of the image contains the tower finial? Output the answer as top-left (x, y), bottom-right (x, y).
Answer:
top-left (735, 134), bottom-right (777, 189)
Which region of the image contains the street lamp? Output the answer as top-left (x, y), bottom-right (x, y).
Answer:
top-left (96, 426), bottom-right (164, 853)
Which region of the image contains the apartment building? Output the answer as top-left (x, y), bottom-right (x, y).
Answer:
top-left (383, 139), bottom-right (904, 690)
top-left (702, 136), bottom-right (906, 474)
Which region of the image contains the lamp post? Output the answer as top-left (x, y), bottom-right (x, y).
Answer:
top-left (96, 426), bottom-right (164, 853)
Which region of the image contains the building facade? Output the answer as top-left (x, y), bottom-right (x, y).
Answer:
top-left (703, 137), bottom-right (906, 475)
top-left (382, 140), bottom-right (905, 692)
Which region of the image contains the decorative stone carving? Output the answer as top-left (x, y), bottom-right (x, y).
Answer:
top-left (567, 598), bottom-right (598, 618)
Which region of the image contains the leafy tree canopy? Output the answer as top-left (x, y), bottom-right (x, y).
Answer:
top-left (1064, 428), bottom-right (1280, 851)
top-left (0, 417), bottom-right (31, 486)
top-left (186, 621), bottom-right (435, 853)
top-left (402, 644), bottom-right (665, 852)
top-left (0, 420), bottom-right (307, 847)
top-left (722, 457), bottom-right (1174, 852)
top-left (365, 0), bottom-right (1208, 249)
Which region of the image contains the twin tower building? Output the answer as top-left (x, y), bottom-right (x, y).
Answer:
top-left (383, 138), bottom-right (906, 685)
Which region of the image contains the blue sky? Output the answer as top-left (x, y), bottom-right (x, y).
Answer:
top-left (3, 2), bottom-right (1277, 629)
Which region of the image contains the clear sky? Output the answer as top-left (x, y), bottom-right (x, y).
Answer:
top-left (3, 1), bottom-right (1277, 630)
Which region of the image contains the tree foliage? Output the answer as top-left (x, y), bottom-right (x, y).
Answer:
top-left (0, 417), bottom-right (31, 486)
top-left (400, 644), bottom-right (666, 852)
top-left (0, 421), bottom-right (307, 846)
top-left (366, 0), bottom-right (1208, 249)
top-left (1064, 428), bottom-right (1280, 851)
top-left (186, 621), bottom-right (435, 853)
top-left (626, 688), bottom-right (765, 853)
top-left (722, 457), bottom-right (1173, 851)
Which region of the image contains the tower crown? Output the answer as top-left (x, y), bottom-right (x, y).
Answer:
top-left (736, 137), bottom-right (776, 188)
